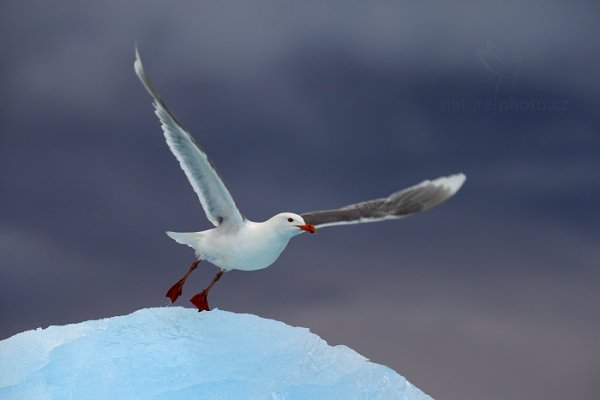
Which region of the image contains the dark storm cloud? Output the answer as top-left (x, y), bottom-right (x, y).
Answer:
top-left (1, 1), bottom-right (599, 400)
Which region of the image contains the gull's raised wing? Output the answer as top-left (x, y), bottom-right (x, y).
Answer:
top-left (301, 174), bottom-right (465, 228)
top-left (134, 49), bottom-right (244, 227)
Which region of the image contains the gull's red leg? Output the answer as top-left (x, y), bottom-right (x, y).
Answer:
top-left (165, 259), bottom-right (201, 303)
top-left (190, 270), bottom-right (224, 312)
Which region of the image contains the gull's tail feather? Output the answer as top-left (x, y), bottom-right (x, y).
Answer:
top-left (166, 231), bottom-right (202, 250)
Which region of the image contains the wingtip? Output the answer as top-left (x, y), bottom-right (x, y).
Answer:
top-left (431, 173), bottom-right (466, 194)
top-left (133, 45), bottom-right (143, 73)
top-left (133, 45), bottom-right (159, 103)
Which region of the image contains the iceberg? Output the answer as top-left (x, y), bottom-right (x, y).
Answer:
top-left (0, 307), bottom-right (431, 399)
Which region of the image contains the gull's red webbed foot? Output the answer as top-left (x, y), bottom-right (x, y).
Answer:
top-left (165, 260), bottom-right (200, 303)
top-left (190, 290), bottom-right (210, 311)
top-left (166, 278), bottom-right (187, 303)
top-left (190, 270), bottom-right (224, 312)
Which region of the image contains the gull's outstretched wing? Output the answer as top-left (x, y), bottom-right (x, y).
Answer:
top-left (301, 174), bottom-right (466, 228)
top-left (134, 49), bottom-right (243, 228)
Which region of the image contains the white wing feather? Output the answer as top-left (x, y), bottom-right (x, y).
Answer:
top-left (134, 49), bottom-right (244, 227)
top-left (302, 174), bottom-right (466, 228)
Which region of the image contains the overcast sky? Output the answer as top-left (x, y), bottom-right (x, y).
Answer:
top-left (1, 1), bottom-right (599, 399)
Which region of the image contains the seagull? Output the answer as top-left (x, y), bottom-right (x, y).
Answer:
top-left (134, 49), bottom-right (466, 312)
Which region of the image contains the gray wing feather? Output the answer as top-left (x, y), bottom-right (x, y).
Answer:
top-left (301, 174), bottom-right (465, 228)
top-left (134, 49), bottom-right (244, 227)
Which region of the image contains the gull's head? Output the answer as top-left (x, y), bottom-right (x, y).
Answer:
top-left (268, 213), bottom-right (316, 237)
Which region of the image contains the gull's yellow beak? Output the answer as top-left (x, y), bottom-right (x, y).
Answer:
top-left (297, 224), bottom-right (316, 234)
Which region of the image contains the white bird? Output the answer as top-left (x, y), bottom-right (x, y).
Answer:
top-left (134, 49), bottom-right (466, 311)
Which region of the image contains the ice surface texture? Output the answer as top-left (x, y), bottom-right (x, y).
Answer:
top-left (0, 307), bottom-right (432, 400)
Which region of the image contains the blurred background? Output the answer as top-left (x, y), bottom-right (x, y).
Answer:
top-left (1, 1), bottom-right (598, 399)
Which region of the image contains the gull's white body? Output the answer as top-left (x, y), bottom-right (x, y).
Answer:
top-left (134, 49), bottom-right (466, 276)
top-left (167, 215), bottom-right (303, 271)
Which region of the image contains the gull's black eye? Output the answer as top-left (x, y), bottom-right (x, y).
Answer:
top-left (287, 218), bottom-right (294, 223)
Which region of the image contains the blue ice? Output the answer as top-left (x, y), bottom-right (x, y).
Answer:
top-left (0, 307), bottom-right (432, 399)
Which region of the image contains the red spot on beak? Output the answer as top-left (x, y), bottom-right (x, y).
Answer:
top-left (298, 224), bottom-right (316, 234)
